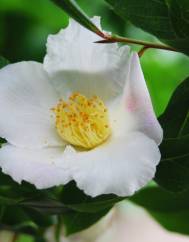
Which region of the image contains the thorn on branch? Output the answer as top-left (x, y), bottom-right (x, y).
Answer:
top-left (94, 32), bottom-right (177, 55)
top-left (94, 39), bottom-right (116, 44)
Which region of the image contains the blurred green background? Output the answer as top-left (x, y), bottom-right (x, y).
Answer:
top-left (0, 0), bottom-right (189, 241)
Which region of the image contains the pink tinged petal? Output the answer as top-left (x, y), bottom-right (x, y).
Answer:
top-left (63, 132), bottom-right (161, 197)
top-left (124, 53), bottom-right (163, 144)
top-left (0, 61), bottom-right (63, 148)
top-left (44, 17), bottom-right (131, 103)
top-left (0, 144), bottom-right (74, 188)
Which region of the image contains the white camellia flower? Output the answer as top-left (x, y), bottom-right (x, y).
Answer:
top-left (0, 17), bottom-right (162, 197)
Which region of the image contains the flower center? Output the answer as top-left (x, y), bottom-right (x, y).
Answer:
top-left (52, 93), bottom-right (111, 149)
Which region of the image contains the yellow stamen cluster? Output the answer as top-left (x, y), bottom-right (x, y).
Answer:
top-left (52, 93), bottom-right (111, 149)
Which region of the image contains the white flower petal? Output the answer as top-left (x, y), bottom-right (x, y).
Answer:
top-left (0, 61), bottom-right (63, 148)
top-left (123, 53), bottom-right (163, 144)
top-left (44, 17), bottom-right (130, 102)
top-left (0, 144), bottom-right (74, 188)
top-left (63, 132), bottom-right (161, 197)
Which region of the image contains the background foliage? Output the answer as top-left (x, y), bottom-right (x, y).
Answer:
top-left (0, 0), bottom-right (189, 242)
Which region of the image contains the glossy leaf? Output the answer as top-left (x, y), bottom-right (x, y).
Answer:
top-left (130, 186), bottom-right (189, 212)
top-left (149, 210), bottom-right (189, 235)
top-left (158, 78), bottom-right (189, 139)
top-left (130, 186), bottom-right (189, 235)
top-left (155, 77), bottom-right (189, 192)
top-left (106, 0), bottom-right (189, 55)
top-left (59, 182), bottom-right (123, 213)
top-left (63, 208), bottom-right (110, 236)
top-left (21, 199), bottom-right (68, 215)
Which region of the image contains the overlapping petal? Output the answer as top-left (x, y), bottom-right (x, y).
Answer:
top-left (62, 132), bottom-right (160, 197)
top-left (123, 53), bottom-right (163, 144)
top-left (44, 17), bottom-right (130, 103)
top-left (0, 144), bottom-right (74, 188)
top-left (0, 61), bottom-right (63, 148)
top-left (0, 131), bottom-right (160, 196)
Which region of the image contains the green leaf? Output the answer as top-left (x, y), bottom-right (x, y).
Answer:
top-left (155, 77), bottom-right (189, 192)
top-left (0, 56), bottom-right (9, 69)
top-left (159, 79), bottom-right (189, 139)
top-left (16, 183), bottom-right (115, 236)
top-left (59, 182), bottom-right (124, 213)
top-left (63, 208), bottom-right (110, 236)
top-left (0, 170), bottom-right (67, 214)
top-left (21, 199), bottom-right (68, 215)
top-left (0, 138), bottom-right (6, 148)
top-left (168, 0), bottom-right (189, 38)
top-left (130, 186), bottom-right (189, 235)
top-left (106, 0), bottom-right (189, 55)
top-left (0, 206), bottom-right (53, 236)
top-left (149, 210), bottom-right (189, 235)
top-left (51, 0), bottom-right (103, 36)
top-left (130, 186), bottom-right (189, 213)
top-left (0, 195), bottom-right (23, 206)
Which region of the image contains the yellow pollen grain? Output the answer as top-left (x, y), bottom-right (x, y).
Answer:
top-left (52, 93), bottom-right (111, 149)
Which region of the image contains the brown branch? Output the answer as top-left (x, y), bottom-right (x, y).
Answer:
top-left (95, 33), bottom-right (177, 53)
top-left (138, 46), bottom-right (150, 57)
top-left (12, 233), bottom-right (19, 242)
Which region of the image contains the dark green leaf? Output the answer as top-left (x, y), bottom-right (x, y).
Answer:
top-left (130, 186), bottom-right (189, 212)
top-left (106, 0), bottom-right (189, 55)
top-left (0, 169), bottom-right (17, 186)
top-left (0, 195), bottom-right (23, 206)
top-left (63, 208), bottom-right (110, 236)
top-left (59, 182), bottom-right (123, 213)
top-left (0, 138), bottom-right (6, 148)
top-left (0, 206), bottom-right (51, 235)
top-left (21, 199), bottom-right (68, 215)
top-left (169, 0), bottom-right (189, 38)
top-left (0, 170), bottom-right (67, 215)
top-left (130, 186), bottom-right (189, 235)
top-left (149, 210), bottom-right (189, 235)
top-left (107, 0), bottom-right (172, 39)
top-left (51, 0), bottom-right (103, 36)
top-left (0, 56), bottom-right (9, 69)
top-left (158, 78), bottom-right (189, 138)
top-left (22, 207), bottom-right (54, 228)
top-left (155, 77), bottom-right (189, 192)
